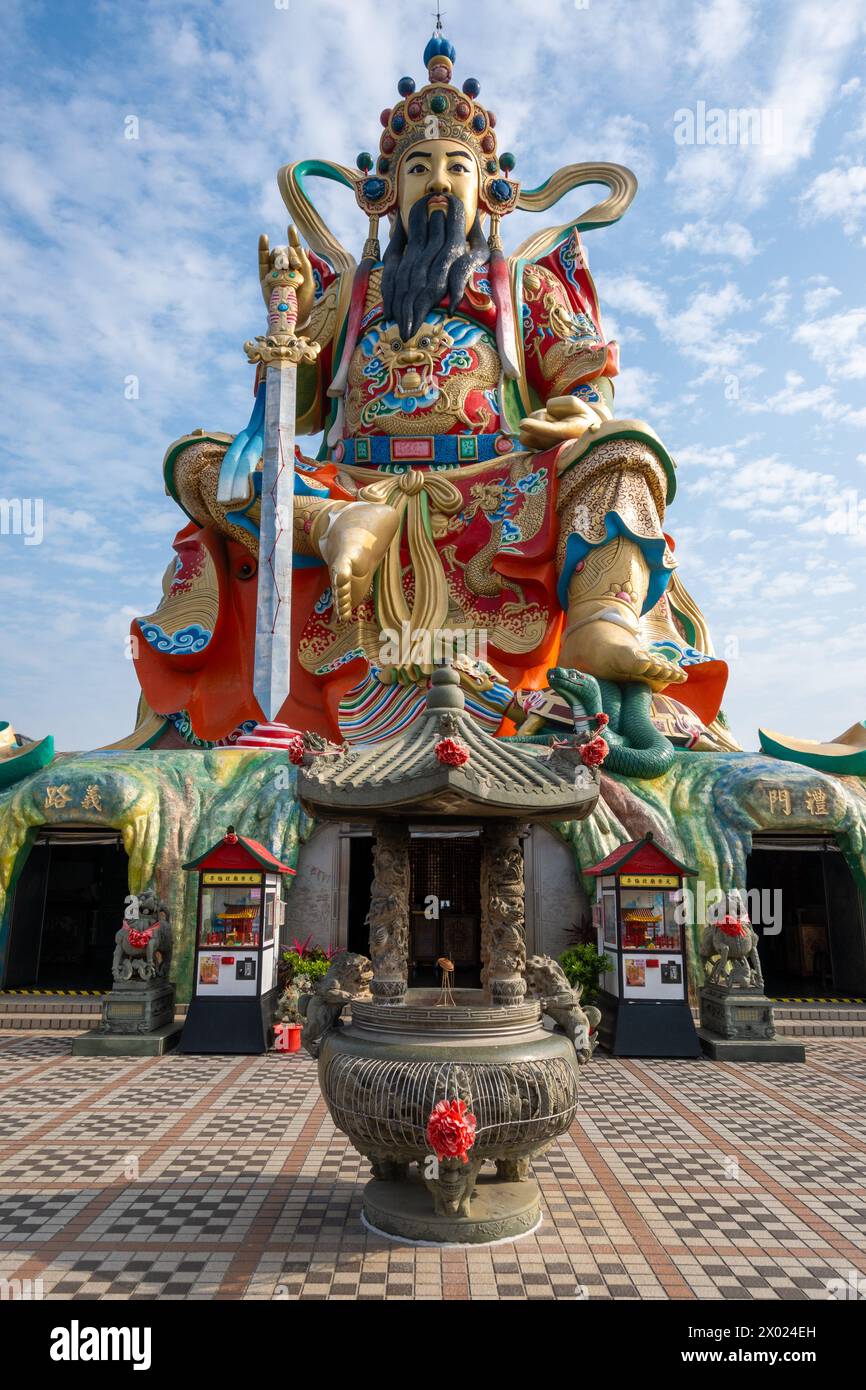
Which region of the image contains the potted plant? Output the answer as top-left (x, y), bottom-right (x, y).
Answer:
top-left (558, 943), bottom-right (613, 1005)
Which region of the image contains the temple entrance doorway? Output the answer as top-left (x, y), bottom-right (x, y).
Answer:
top-left (409, 829), bottom-right (483, 989)
top-left (746, 834), bottom-right (866, 1000)
top-left (345, 827), bottom-right (488, 988)
top-left (346, 832), bottom-right (375, 957)
top-left (3, 828), bottom-right (129, 991)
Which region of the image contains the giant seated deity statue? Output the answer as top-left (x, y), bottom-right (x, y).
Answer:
top-left (128, 33), bottom-right (737, 772)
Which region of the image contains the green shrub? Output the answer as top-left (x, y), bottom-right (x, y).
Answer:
top-left (558, 944), bottom-right (612, 1002)
top-left (282, 951), bottom-right (329, 983)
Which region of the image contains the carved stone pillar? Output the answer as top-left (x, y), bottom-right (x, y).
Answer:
top-left (481, 823), bottom-right (527, 1006)
top-left (368, 821), bottom-right (410, 1005)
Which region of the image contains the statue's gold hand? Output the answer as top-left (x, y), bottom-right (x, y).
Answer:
top-left (518, 394), bottom-right (610, 450)
top-left (257, 225), bottom-right (316, 329)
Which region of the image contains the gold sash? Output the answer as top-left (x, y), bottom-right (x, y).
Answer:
top-left (358, 470), bottom-right (463, 659)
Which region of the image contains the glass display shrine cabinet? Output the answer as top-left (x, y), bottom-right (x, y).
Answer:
top-left (179, 827), bottom-right (295, 1054)
top-left (586, 832), bottom-right (700, 1057)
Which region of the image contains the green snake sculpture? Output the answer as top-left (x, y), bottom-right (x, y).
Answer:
top-left (515, 667), bottom-right (676, 780)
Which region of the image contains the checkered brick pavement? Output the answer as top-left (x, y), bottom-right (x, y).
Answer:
top-left (0, 1031), bottom-right (865, 1300)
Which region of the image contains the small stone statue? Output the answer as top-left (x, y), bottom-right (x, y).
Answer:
top-left (700, 892), bottom-right (764, 989)
top-left (422, 1153), bottom-right (485, 1218)
top-left (524, 954), bottom-right (600, 1063)
top-left (112, 891), bottom-right (172, 983)
top-left (275, 976), bottom-right (311, 1025)
top-left (300, 953), bottom-right (373, 1059)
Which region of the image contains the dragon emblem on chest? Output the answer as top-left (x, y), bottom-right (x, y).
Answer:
top-left (345, 310), bottom-right (501, 435)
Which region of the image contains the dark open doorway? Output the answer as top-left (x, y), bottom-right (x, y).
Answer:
top-left (347, 833), bottom-right (374, 958)
top-left (4, 829), bottom-right (129, 991)
top-left (345, 829), bottom-right (485, 988)
top-left (409, 831), bottom-right (482, 989)
top-left (746, 835), bottom-right (866, 999)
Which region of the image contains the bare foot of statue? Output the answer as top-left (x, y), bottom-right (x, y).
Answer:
top-left (559, 536), bottom-right (686, 691)
top-left (560, 607), bottom-right (687, 691)
top-left (315, 502), bottom-right (400, 622)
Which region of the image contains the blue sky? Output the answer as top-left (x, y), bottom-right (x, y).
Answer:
top-left (1, 0), bottom-right (865, 751)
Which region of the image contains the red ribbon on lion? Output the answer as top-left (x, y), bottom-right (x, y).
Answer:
top-left (717, 915), bottom-right (750, 938)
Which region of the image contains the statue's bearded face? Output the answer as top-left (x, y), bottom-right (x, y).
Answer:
top-left (397, 139), bottom-right (479, 232)
top-left (382, 139), bottom-right (489, 341)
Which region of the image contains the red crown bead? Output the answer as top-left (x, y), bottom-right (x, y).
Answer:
top-left (381, 133), bottom-right (396, 154)
top-left (481, 133), bottom-right (496, 153)
top-left (407, 99), bottom-right (422, 120)
top-left (455, 99), bottom-right (471, 119)
top-left (380, 108), bottom-right (392, 127)
top-left (488, 112), bottom-right (497, 128)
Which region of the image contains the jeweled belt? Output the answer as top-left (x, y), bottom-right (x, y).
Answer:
top-left (332, 432), bottom-right (515, 469)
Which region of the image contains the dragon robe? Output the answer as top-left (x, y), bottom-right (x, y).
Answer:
top-left (131, 229), bottom-right (728, 748)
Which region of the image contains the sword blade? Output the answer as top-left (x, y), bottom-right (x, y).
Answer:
top-left (253, 361), bottom-right (297, 722)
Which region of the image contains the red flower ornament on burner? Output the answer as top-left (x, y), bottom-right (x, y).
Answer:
top-left (426, 1098), bottom-right (477, 1163)
top-left (435, 737), bottom-right (470, 767)
top-left (579, 735), bottom-right (609, 767)
top-left (287, 735), bottom-right (305, 766)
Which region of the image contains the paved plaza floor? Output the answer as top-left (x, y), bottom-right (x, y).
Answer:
top-left (0, 1032), bottom-right (865, 1301)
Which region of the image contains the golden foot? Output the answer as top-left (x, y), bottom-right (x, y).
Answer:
top-left (317, 502), bottom-right (400, 623)
top-left (560, 617), bottom-right (687, 691)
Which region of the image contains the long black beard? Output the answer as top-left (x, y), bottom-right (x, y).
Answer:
top-left (381, 194), bottom-right (490, 341)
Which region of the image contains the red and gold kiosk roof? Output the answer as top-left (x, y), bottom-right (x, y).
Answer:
top-left (585, 832), bottom-right (696, 880)
top-left (182, 827), bottom-right (296, 876)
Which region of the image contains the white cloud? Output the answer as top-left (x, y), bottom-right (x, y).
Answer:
top-left (687, 0), bottom-right (757, 71)
top-left (601, 273), bottom-right (758, 379)
top-left (794, 308), bottom-right (866, 380)
top-left (676, 442), bottom-right (739, 472)
top-left (742, 375), bottom-right (845, 422)
top-left (800, 164), bottom-right (866, 236)
top-left (600, 273), bottom-right (667, 323)
top-left (611, 366), bottom-right (658, 413)
top-left (662, 219), bottom-right (758, 261)
top-left (760, 277), bottom-right (790, 326)
top-left (665, 0), bottom-right (866, 213)
top-left (803, 284), bottom-right (842, 315)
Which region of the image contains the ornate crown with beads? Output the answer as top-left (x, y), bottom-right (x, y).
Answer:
top-left (353, 32), bottom-right (520, 220)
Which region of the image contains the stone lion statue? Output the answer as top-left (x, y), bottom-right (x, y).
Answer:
top-left (524, 954), bottom-right (600, 1064)
top-left (299, 953), bottom-right (374, 1059)
top-left (700, 919), bottom-right (763, 989)
top-left (112, 890), bottom-right (172, 983)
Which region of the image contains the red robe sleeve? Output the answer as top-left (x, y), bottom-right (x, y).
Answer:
top-left (521, 231), bottom-right (619, 404)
